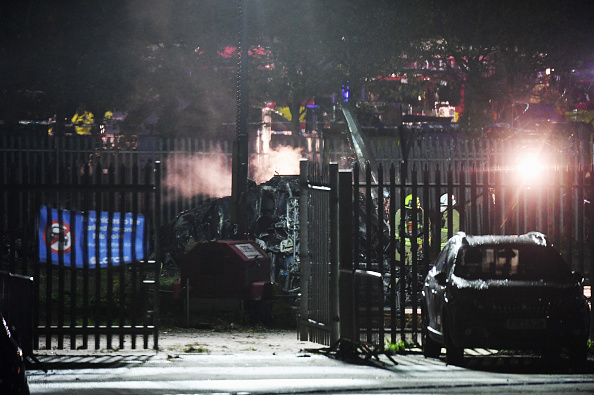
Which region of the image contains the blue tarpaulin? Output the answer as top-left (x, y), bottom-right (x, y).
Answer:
top-left (39, 206), bottom-right (145, 268)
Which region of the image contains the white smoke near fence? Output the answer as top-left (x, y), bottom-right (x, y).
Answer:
top-left (251, 145), bottom-right (303, 184)
top-left (163, 144), bottom-right (303, 200)
top-left (163, 149), bottom-right (232, 199)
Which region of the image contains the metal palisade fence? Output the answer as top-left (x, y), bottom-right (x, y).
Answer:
top-left (1, 135), bottom-right (162, 351)
top-left (299, 155), bottom-right (593, 353)
top-left (1, 131), bottom-right (592, 352)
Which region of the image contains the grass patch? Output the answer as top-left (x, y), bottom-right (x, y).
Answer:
top-left (183, 343), bottom-right (209, 353)
top-left (385, 340), bottom-right (415, 355)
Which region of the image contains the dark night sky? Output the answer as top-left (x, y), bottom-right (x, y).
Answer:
top-left (0, 0), bottom-right (242, 135)
top-left (1, 0), bottom-right (592, 133)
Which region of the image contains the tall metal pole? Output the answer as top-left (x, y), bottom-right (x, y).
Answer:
top-left (231, 0), bottom-right (249, 237)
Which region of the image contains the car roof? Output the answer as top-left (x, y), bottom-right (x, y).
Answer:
top-left (459, 231), bottom-right (549, 248)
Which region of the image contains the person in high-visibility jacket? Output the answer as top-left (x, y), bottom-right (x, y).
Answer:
top-left (395, 194), bottom-right (424, 265)
top-left (71, 105), bottom-right (95, 135)
top-left (439, 193), bottom-right (460, 249)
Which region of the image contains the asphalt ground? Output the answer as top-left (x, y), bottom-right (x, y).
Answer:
top-left (31, 327), bottom-right (322, 358)
top-left (26, 329), bottom-right (594, 395)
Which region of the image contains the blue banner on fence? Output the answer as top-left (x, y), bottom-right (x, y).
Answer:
top-left (39, 206), bottom-right (145, 268)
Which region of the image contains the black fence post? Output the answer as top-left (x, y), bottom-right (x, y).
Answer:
top-left (94, 161), bottom-right (102, 350)
top-left (142, 162), bottom-right (152, 349)
top-left (353, 162), bottom-right (361, 343)
top-left (553, 169), bottom-right (561, 248)
top-left (44, 205), bottom-right (52, 350)
top-left (411, 166), bottom-right (418, 341)
top-left (298, 159), bottom-right (310, 342)
top-left (69, 163), bottom-right (78, 350)
top-left (482, 165), bottom-right (490, 235)
top-left (434, 166), bottom-right (442, 257)
top-left (389, 163), bottom-right (397, 345)
top-left (586, 164), bottom-right (594, 339)
top-left (153, 160), bottom-right (162, 351)
top-left (458, 164), bottom-right (466, 238)
top-left (329, 163), bottom-right (339, 345)
top-left (398, 162), bottom-right (406, 341)
top-left (577, 166), bottom-right (585, 274)
top-left (470, 164), bottom-right (477, 235)
top-left (131, 163), bottom-right (139, 349)
top-left (422, 165), bottom-right (430, 277)
top-left (365, 162), bottom-right (373, 345)
top-left (82, 163), bottom-right (91, 350)
top-left (118, 163), bottom-right (126, 350)
top-left (565, 166), bottom-right (574, 268)
top-left (338, 167), bottom-right (354, 345)
top-left (376, 163), bottom-right (384, 351)
top-left (107, 164), bottom-right (115, 350)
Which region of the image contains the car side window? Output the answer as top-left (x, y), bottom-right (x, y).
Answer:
top-left (445, 244), bottom-right (458, 274)
top-left (433, 245), bottom-right (450, 273)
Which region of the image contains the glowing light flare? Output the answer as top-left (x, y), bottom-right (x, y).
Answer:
top-left (513, 151), bottom-right (549, 186)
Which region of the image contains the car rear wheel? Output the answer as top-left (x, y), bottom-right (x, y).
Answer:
top-left (422, 312), bottom-right (441, 358)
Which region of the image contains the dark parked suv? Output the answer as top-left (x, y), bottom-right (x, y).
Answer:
top-left (421, 231), bottom-right (590, 366)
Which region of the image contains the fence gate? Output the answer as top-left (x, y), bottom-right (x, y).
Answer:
top-left (298, 159), bottom-right (386, 352)
top-left (298, 160), bottom-right (339, 346)
top-left (0, 154), bottom-right (162, 351)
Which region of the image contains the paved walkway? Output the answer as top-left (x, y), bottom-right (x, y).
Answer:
top-left (32, 327), bottom-right (322, 357)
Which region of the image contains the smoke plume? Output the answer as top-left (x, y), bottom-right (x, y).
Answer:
top-left (163, 149), bottom-right (232, 199)
top-left (163, 144), bottom-right (303, 200)
top-left (251, 145), bottom-right (303, 184)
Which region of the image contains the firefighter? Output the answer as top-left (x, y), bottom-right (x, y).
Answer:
top-left (47, 113), bottom-right (56, 136)
top-left (71, 104), bottom-right (95, 135)
top-left (440, 193), bottom-right (460, 248)
top-left (103, 110), bottom-right (114, 126)
top-left (101, 109), bottom-right (117, 143)
top-left (395, 194), bottom-right (424, 265)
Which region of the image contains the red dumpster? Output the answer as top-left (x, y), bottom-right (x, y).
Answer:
top-left (181, 240), bottom-right (271, 304)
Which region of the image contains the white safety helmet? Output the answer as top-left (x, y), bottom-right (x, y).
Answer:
top-left (440, 194), bottom-right (456, 212)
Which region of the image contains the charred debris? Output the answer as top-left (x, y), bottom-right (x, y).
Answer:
top-left (161, 172), bottom-right (389, 293)
top-left (162, 175), bottom-right (301, 293)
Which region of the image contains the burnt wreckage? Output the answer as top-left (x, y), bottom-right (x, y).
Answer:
top-left (163, 175), bottom-right (300, 292)
top-left (162, 101), bottom-right (403, 297)
top-left (163, 102), bottom-right (455, 298)
top-left (163, 174), bottom-right (386, 300)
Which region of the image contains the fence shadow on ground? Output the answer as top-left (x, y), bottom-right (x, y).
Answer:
top-left (28, 354), bottom-right (154, 371)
